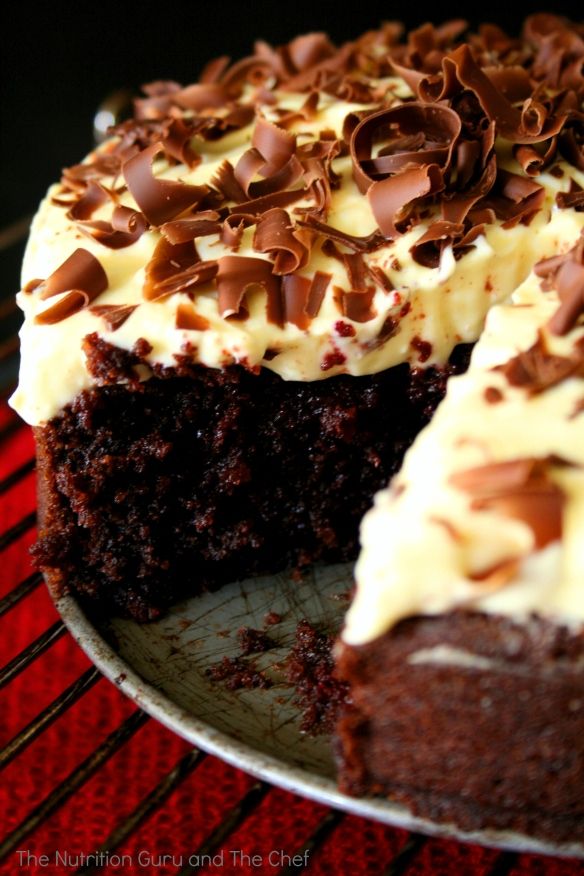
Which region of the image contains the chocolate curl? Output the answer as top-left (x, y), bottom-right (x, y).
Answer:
top-left (513, 139), bottom-right (558, 176)
top-left (175, 303), bottom-right (210, 331)
top-left (234, 117), bottom-right (304, 198)
top-left (89, 304), bottom-right (137, 331)
top-left (219, 56), bottom-right (277, 94)
top-left (161, 117), bottom-right (200, 167)
top-left (143, 237), bottom-right (218, 301)
top-left (253, 117), bottom-right (296, 174)
top-left (173, 83), bottom-right (231, 111)
top-left (441, 153), bottom-right (497, 225)
top-left (410, 221), bottom-right (462, 268)
top-left (253, 208), bottom-right (309, 274)
top-left (559, 126), bottom-right (584, 173)
top-left (450, 457), bottom-right (567, 550)
top-left (524, 14), bottom-right (584, 90)
top-left (287, 32), bottom-right (337, 72)
top-left (36, 291), bottom-right (97, 325)
top-left (216, 256), bottom-right (282, 325)
top-left (275, 91), bottom-right (319, 128)
top-left (211, 161), bottom-right (248, 204)
top-left (483, 66), bottom-right (533, 102)
top-left (35, 248), bottom-right (108, 325)
top-left (134, 80), bottom-right (182, 120)
top-left (123, 143), bottom-right (209, 225)
top-left (235, 151), bottom-right (304, 199)
top-left (38, 248), bottom-right (108, 301)
top-left (66, 181), bottom-right (112, 221)
top-left (350, 103), bottom-right (461, 195)
top-left (199, 56), bottom-right (231, 84)
top-left (77, 205), bottom-right (148, 249)
top-left (278, 41), bottom-right (355, 93)
top-left (439, 45), bottom-right (567, 144)
top-left (61, 153), bottom-right (124, 193)
top-left (160, 212), bottom-right (224, 244)
top-left (482, 169), bottom-right (546, 228)
top-left (368, 164), bottom-right (445, 239)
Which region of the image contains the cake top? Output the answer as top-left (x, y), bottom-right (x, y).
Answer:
top-left (10, 14), bottom-right (584, 425)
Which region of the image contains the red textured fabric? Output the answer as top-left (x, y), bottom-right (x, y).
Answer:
top-left (0, 401), bottom-right (581, 876)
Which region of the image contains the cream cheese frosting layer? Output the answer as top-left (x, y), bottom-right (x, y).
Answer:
top-left (10, 18), bottom-right (584, 425)
top-left (344, 271), bottom-right (584, 645)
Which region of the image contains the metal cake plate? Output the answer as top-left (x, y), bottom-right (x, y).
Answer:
top-left (52, 564), bottom-right (584, 859)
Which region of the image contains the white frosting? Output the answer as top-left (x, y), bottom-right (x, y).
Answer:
top-left (344, 274), bottom-right (584, 644)
top-left (10, 84), bottom-right (584, 425)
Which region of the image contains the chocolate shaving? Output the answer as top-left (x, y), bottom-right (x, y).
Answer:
top-left (281, 274), bottom-right (311, 329)
top-left (160, 212), bottom-right (224, 244)
top-left (173, 83), bottom-right (231, 112)
top-left (234, 117), bottom-right (304, 198)
top-left (175, 303), bottom-right (211, 331)
top-left (480, 169), bottom-right (545, 229)
top-left (66, 181), bottom-right (112, 221)
top-left (410, 220), bottom-right (486, 268)
top-left (253, 208), bottom-right (309, 274)
top-left (556, 180), bottom-right (584, 211)
top-left (123, 144), bottom-right (209, 225)
top-left (220, 216), bottom-right (250, 250)
top-left (216, 256), bottom-right (282, 325)
top-left (297, 215), bottom-right (384, 253)
top-left (368, 164), bottom-right (445, 239)
top-left (230, 188), bottom-right (308, 216)
top-left (513, 139), bottom-right (558, 176)
top-left (305, 271), bottom-right (331, 318)
top-left (494, 330), bottom-right (583, 394)
top-left (161, 117), bottom-right (200, 167)
top-left (211, 160), bottom-right (248, 204)
top-left (450, 456), bottom-right (568, 550)
top-left (535, 234), bottom-right (584, 335)
top-left (143, 237), bottom-right (217, 300)
top-left (341, 289), bottom-right (376, 323)
top-left (89, 304), bottom-right (137, 331)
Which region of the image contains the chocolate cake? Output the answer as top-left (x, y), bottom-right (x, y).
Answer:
top-left (10, 13), bottom-right (584, 847)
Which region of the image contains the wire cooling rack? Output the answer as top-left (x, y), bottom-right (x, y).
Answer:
top-left (0, 209), bottom-right (580, 876)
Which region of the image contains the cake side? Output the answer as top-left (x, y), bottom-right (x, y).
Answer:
top-left (336, 613), bottom-right (584, 843)
top-left (33, 346), bottom-right (470, 620)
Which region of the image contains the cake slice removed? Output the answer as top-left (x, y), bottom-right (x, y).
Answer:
top-left (337, 244), bottom-right (584, 844)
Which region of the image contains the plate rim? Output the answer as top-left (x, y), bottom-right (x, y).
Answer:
top-left (53, 586), bottom-right (584, 860)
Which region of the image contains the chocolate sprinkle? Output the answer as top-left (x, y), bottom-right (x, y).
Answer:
top-left (89, 304), bottom-right (137, 332)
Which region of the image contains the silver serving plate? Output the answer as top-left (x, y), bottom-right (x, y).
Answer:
top-left (53, 564), bottom-right (584, 859)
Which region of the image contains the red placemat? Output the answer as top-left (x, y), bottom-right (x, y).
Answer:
top-left (0, 400), bottom-right (581, 876)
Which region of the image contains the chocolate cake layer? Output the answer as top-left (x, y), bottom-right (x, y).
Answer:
top-left (34, 344), bottom-right (470, 621)
top-left (336, 613), bottom-right (584, 843)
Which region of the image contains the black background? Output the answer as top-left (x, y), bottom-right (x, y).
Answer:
top-left (2, 0), bottom-right (582, 226)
